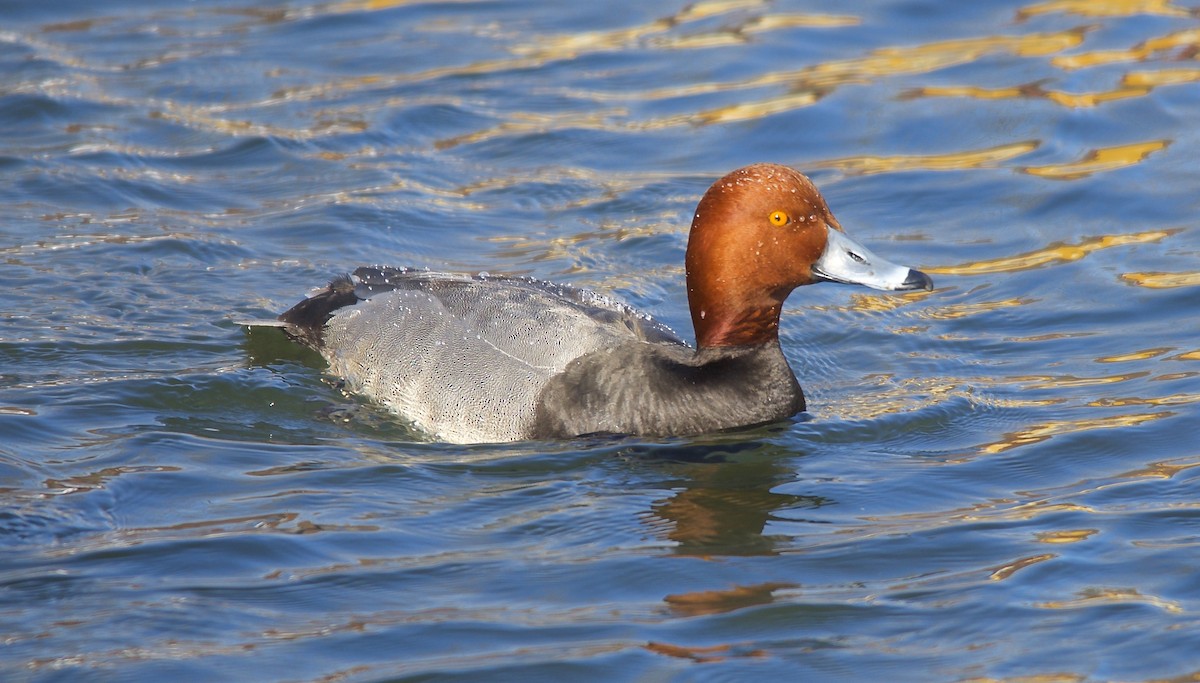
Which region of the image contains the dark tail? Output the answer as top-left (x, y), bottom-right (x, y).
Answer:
top-left (277, 274), bottom-right (359, 349)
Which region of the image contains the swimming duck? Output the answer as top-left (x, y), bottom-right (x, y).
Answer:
top-left (271, 163), bottom-right (932, 443)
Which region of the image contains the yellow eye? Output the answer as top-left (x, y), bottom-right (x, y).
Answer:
top-left (769, 210), bottom-right (790, 227)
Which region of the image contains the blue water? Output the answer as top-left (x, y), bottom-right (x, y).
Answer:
top-left (2, 0), bottom-right (1199, 680)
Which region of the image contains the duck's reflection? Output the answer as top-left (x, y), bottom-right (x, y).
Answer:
top-left (622, 436), bottom-right (829, 558)
top-left (624, 437), bottom-right (819, 649)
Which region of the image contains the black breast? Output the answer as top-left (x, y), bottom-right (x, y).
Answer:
top-left (531, 341), bottom-right (805, 439)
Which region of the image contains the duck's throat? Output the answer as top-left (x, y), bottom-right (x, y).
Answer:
top-left (693, 303), bottom-right (783, 348)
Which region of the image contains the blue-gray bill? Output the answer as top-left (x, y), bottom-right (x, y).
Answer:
top-left (812, 226), bottom-right (934, 292)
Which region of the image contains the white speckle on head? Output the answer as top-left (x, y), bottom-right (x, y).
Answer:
top-left (700, 310), bottom-right (706, 319)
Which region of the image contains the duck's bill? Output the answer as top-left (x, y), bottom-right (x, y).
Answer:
top-left (812, 227), bottom-right (933, 292)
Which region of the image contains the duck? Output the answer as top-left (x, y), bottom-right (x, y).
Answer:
top-left (268, 163), bottom-right (932, 443)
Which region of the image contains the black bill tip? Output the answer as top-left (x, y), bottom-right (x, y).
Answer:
top-left (900, 269), bottom-right (934, 292)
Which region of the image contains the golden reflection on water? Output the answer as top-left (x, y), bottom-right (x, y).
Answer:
top-left (1117, 456), bottom-right (1200, 480)
top-left (508, 2), bottom-right (742, 58)
top-left (810, 288), bottom-right (935, 316)
top-left (907, 81), bottom-right (1151, 108)
top-left (921, 297), bottom-right (1035, 320)
top-left (1036, 587), bottom-right (1183, 613)
top-left (978, 410), bottom-right (1173, 455)
top-left (1035, 529), bottom-right (1098, 544)
top-left (845, 28), bottom-right (1088, 70)
top-left (1123, 67), bottom-right (1200, 88)
top-left (743, 13), bottom-right (860, 31)
top-left (1021, 140), bottom-right (1170, 180)
top-left (1089, 393), bottom-right (1200, 407)
top-left (1007, 332), bottom-right (1096, 344)
top-left (853, 500), bottom-right (1101, 556)
top-left (691, 27), bottom-right (1089, 124)
top-left (831, 371), bottom-right (1084, 425)
top-left (1054, 28), bottom-right (1200, 69)
top-left (927, 229), bottom-right (1178, 276)
top-left (328, 0), bottom-right (477, 11)
top-left (1016, 0), bottom-right (1194, 21)
top-left (814, 141), bottom-right (1040, 176)
top-left (989, 553), bottom-right (1056, 580)
top-left (508, 0), bottom-right (858, 60)
top-left (1121, 270), bottom-right (1200, 288)
top-left (692, 92), bottom-right (824, 125)
top-left (1098, 347), bottom-right (1176, 363)
top-left (260, 1), bottom-right (860, 116)
top-left (1011, 372), bottom-right (1150, 389)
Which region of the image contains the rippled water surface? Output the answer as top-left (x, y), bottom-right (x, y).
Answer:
top-left (3, 0), bottom-right (1200, 680)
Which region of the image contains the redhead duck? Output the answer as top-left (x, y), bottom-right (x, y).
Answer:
top-left (273, 163), bottom-right (932, 443)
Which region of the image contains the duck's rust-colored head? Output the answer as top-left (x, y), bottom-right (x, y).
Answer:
top-left (685, 163), bottom-right (932, 348)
